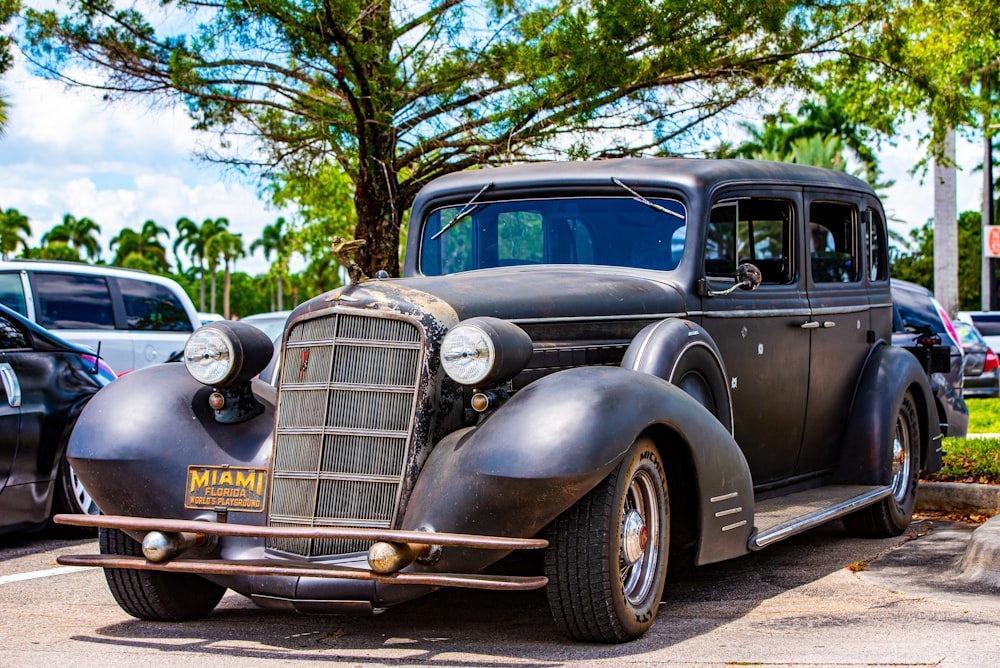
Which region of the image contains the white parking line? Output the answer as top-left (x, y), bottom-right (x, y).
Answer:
top-left (0, 565), bottom-right (90, 585)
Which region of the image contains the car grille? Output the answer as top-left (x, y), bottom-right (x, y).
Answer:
top-left (267, 312), bottom-right (424, 558)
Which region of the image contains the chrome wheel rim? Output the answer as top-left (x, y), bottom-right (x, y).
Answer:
top-left (619, 468), bottom-right (659, 606)
top-left (890, 411), bottom-right (911, 504)
top-left (69, 463), bottom-right (98, 515)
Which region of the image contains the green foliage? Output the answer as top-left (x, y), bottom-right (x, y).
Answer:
top-left (41, 214), bottom-right (102, 261)
top-left (0, 207), bottom-right (30, 260)
top-left (967, 397), bottom-right (1000, 434)
top-left (110, 219), bottom-right (169, 270)
top-left (890, 210), bottom-right (985, 310)
top-left (924, 437), bottom-right (1000, 485)
top-left (22, 0), bottom-right (893, 277)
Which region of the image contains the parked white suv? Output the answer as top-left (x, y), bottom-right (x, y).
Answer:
top-left (0, 260), bottom-right (199, 374)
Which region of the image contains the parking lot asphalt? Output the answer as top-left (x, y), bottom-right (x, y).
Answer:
top-left (903, 482), bottom-right (1000, 597)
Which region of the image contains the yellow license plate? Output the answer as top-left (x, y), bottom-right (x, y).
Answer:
top-left (185, 465), bottom-right (268, 512)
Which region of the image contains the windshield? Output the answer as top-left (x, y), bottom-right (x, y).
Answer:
top-left (419, 196), bottom-right (687, 276)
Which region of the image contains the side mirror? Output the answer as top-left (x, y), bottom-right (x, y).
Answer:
top-left (707, 262), bottom-right (763, 297)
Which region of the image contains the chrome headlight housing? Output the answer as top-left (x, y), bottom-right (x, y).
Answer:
top-left (440, 317), bottom-right (533, 387)
top-left (184, 321), bottom-right (274, 387)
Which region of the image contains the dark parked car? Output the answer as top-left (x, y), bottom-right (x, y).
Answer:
top-left (952, 320), bottom-right (1000, 399)
top-left (57, 159), bottom-right (942, 643)
top-left (890, 279), bottom-right (969, 438)
top-left (0, 303), bottom-right (113, 534)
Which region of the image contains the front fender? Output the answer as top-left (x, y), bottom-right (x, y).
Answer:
top-left (400, 365), bottom-right (754, 577)
top-left (836, 343), bottom-right (942, 484)
top-left (67, 363), bottom-right (275, 526)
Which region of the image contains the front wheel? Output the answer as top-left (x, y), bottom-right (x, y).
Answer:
top-left (99, 527), bottom-right (226, 621)
top-left (544, 436), bottom-right (669, 642)
top-left (843, 390), bottom-right (920, 537)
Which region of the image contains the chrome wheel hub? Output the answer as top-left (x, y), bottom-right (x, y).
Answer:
top-left (621, 509), bottom-right (648, 565)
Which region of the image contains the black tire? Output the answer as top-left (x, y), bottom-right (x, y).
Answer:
top-left (843, 390), bottom-right (920, 537)
top-left (544, 436), bottom-right (669, 643)
top-left (99, 527), bottom-right (226, 621)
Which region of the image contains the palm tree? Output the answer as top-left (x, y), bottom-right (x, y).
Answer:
top-left (109, 219), bottom-right (170, 271)
top-left (190, 217), bottom-right (230, 313)
top-left (250, 217), bottom-right (293, 311)
top-left (0, 208), bottom-right (31, 260)
top-left (207, 230), bottom-right (244, 319)
top-left (41, 214), bottom-right (102, 261)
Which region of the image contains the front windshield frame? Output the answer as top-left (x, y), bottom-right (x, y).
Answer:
top-left (418, 195), bottom-right (688, 276)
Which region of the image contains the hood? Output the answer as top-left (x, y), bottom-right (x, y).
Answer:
top-left (296, 265), bottom-right (688, 324)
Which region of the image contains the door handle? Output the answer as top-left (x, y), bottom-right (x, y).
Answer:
top-left (800, 321), bottom-right (820, 329)
top-left (0, 362), bottom-right (20, 408)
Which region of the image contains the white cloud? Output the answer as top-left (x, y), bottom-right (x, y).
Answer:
top-left (1, 60), bottom-right (286, 275)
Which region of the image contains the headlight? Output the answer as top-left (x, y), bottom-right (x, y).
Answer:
top-left (184, 321), bottom-right (274, 387)
top-left (440, 317), bottom-right (533, 387)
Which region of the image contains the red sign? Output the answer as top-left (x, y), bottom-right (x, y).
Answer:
top-left (986, 226), bottom-right (1000, 258)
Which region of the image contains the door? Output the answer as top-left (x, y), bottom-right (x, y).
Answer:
top-left (699, 192), bottom-right (811, 485)
top-left (114, 276), bottom-right (196, 367)
top-left (797, 195), bottom-right (872, 475)
top-left (0, 316), bottom-right (26, 494)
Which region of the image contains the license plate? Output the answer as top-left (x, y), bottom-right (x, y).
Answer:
top-left (185, 465), bottom-right (268, 512)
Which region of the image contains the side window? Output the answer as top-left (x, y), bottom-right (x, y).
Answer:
top-left (0, 314), bottom-right (29, 350)
top-left (0, 273), bottom-right (27, 316)
top-left (706, 198), bottom-right (793, 284)
top-left (118, 278), bottom-right (194, 332)
top-left (867, 207), bottom-right (888, 281)
top-left (809, 201), bottom-right (858, 283)
top-left (34, 273), bottom-right (115, 330)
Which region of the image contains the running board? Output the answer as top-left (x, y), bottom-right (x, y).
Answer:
top-left (750, 484), bottom-right (892, 550)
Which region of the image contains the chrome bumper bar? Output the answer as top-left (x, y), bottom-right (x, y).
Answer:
top-left (53, 514), bottom-right (549, 592)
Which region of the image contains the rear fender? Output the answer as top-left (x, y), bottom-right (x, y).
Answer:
top-left (836, 343), bottom-right (942, 484)
top-left (399, 366), bottom-right (754, 580)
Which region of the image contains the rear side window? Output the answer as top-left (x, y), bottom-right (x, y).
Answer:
top-left (809, 201), bottom-right (858, 283)
top-left (34, 272), bottom-right (115, 330)
top-left (118, 278), bottom-right (193, 332)
top-left (0, 273), bottom-right (27, 316)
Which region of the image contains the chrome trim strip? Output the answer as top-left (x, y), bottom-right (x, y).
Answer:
top-left (809, 305), bottom-right (875, 316)
top-left (710, 492), bottom-right (739, 503)
top-left (700, 308), bottom-right (812, 319)
top-left (714, 507), bottom-right (743, 518)
top-left (722, 520), bottom-right (748, 532)
top-left (751, 486), bottom-right (892, 549)
top-left (510, 313), bottom-right (686, 324)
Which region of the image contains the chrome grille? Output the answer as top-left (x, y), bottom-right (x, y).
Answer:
top-left (267, 312), bottom-right (423, 557)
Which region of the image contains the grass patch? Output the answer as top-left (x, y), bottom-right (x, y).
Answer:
top-left (922, 437), bottom-right (1000, 484)
top-left (966, 397), bottom-right (1000, 434)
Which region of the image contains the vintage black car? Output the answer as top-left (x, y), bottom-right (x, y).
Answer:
top-left (57, 159), bottom-right (942, 643)
top-left (1, 303), bottom-right (112, 534)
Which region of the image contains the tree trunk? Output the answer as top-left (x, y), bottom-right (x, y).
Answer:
top-left (277, 273), bottom-right (284, 311)
top-left (933, 127), bottom-right (959, 317)
top-left (199, 263), bottom-right (206, 312)
top-left (983, 126), bottom-right (995, 311)
top-left (223, 265), bottom-right (231, 319)
top-left (210, 267), bottom-right (218, 313)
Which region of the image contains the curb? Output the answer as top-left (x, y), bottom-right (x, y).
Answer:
top-left (916, 482), bottom-right (1000, 592)
top-left (916, 481), bottom-right (1000, 515)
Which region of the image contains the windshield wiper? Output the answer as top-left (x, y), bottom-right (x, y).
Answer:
top-left (431, 182), bottom-right (493, 240)
top-left (611, 177), bottom-right (685, 220)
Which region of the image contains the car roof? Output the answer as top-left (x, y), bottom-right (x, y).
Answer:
top-left (414, 158), bottom-right (876, 202)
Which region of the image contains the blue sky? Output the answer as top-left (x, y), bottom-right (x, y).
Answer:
top-left (0, 58), bottom-right (988, 278)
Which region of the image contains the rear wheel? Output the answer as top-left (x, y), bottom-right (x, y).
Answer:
top-left (544, 436), bottom-right (669, 642)
top-left (99, 527), bottom-right (226, 621)
top-left (843, 390), bottom-right (920, 537)
top-left (53, 456), bottom-right (99, 517)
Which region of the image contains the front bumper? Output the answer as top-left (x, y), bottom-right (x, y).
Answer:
top-left (54, 513), bottom-right (548, 592)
